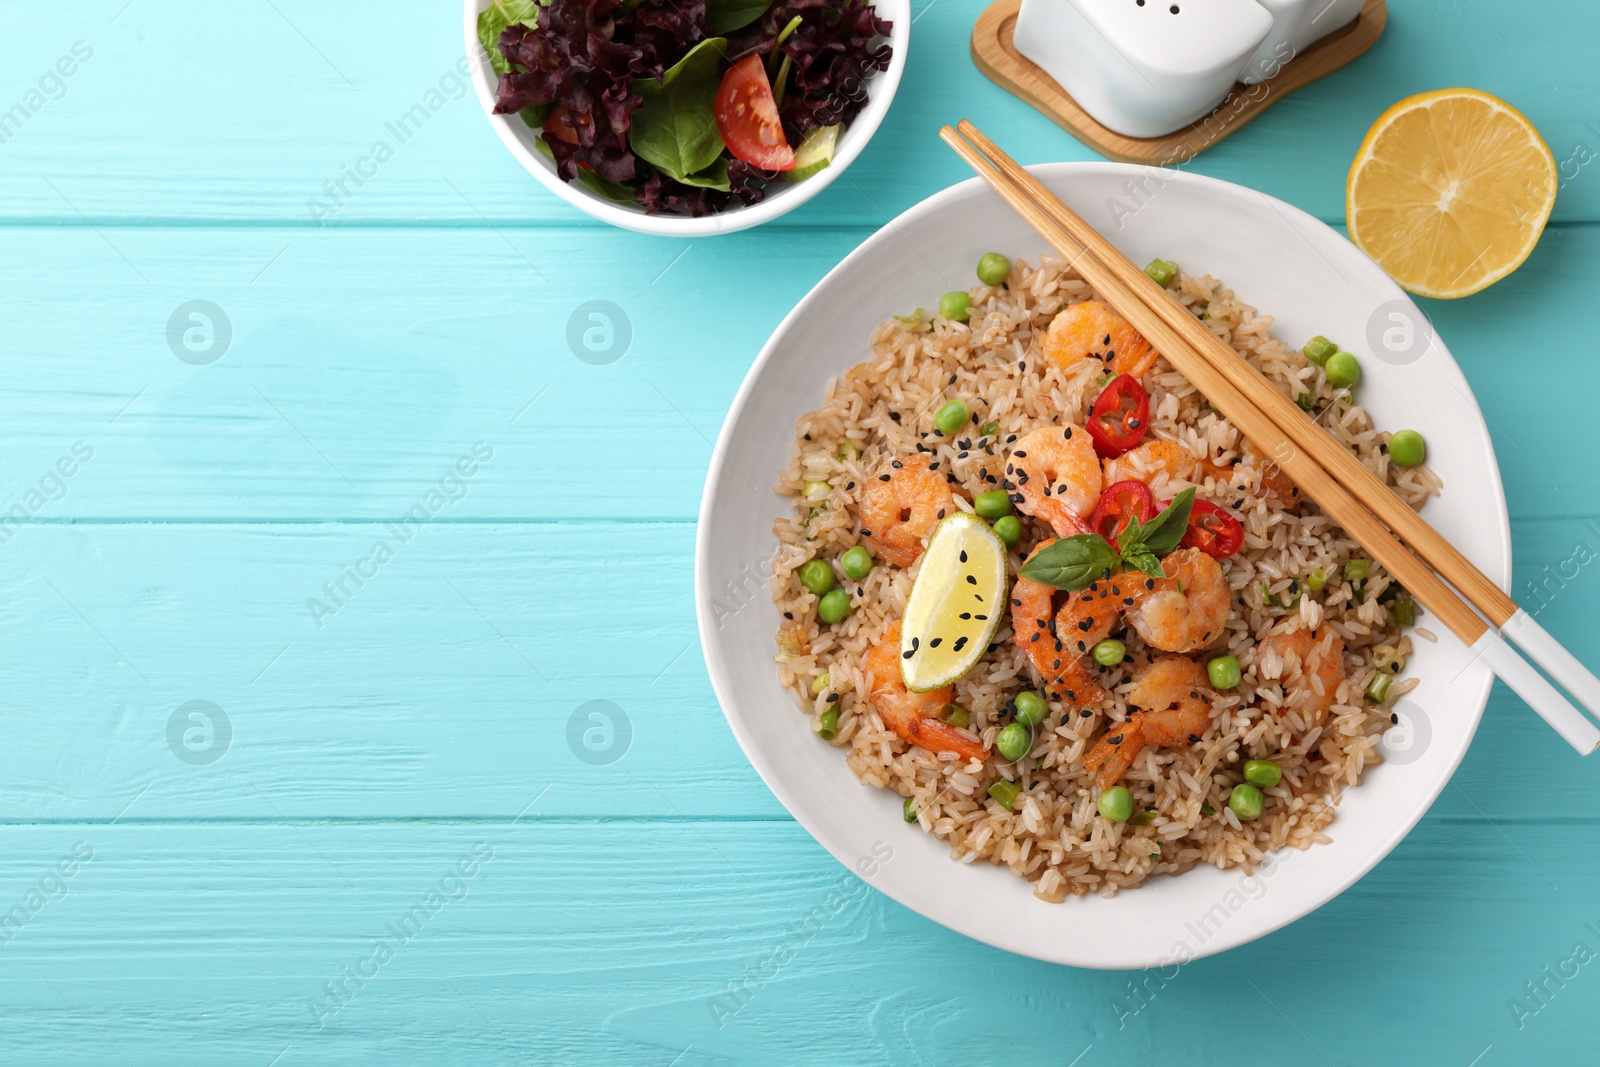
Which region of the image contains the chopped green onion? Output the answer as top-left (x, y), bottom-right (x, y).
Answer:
top-left (810, 672), bottom-right (830, 695)
top-left (1392, 597), bottom-right (1416, 627)
top-left (1127, 809), bottom-right (1158, 826)
top-left (1306, 567), bottom-right (1327, 591)
top-left (903, 796), bottom-right (917, 823)
top-left (817, 708), bottom-right (839, 740)
top-left (837, 440), bottom-right (861, 461)
top-left (1374, 649), bottom-right (1407, 675)
top-left (1144, 258), bottom-right (1179, 287)
top-left (1366, 673), bottom-right (1394, 704)
top-left (804, 480), bottom-right (830, 499)
top-left (1296, 391), bottom-right (1317, 411)
top-left (1344, 558), bottom-right (1371, 582)
top-left (979, 420), bottom-right (1000, 437)
top-left (940, 703), bottom-right (970, 728)
top-left (1302, 336), bottom-right (1337, 366)
top-left (988, 779), bottom-right (1023, 811)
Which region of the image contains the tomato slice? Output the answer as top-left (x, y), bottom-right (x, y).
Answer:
top-left (715, 55), bottom-right (796, 172)
top-left (1179, 498), bottom-right (1245, 558)
top-left (543, 105), bottom-right (581, 145)
top-left (1085, 374), bottom-right (1151, 459)
top-left (1089, 480), bottom-right (1155, 549)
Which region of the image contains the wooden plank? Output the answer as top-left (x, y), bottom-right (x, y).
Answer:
top-left (0, 220), bottom-right (1595, 522)
top-left (0, 1), bottom-right (1597, 225)
top-left (0, 818), bottom-right (1591, 1063)
top-left (0, 515), bottom-right (1586, 821)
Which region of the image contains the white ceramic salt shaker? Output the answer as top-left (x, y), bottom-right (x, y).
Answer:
top-left (1013, 0), bottom-right (1364, 138)
top-left (1241, 0), bottom-right (1365, 84)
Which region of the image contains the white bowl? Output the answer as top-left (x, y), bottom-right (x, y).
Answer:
top-left (464, 0), bottom-right (909, 236)
top-left (695, 163), bottom-right (1509, 969)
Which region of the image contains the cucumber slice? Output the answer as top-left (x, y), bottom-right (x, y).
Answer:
top-left (789, 124), bottom-right (841, 181)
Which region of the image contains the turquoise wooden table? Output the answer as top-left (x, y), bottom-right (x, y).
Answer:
top-left (3, 0), bottom-right (1599, 1061)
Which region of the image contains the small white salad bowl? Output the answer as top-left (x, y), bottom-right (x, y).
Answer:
top-left (696, 162), bottom-right (1510, 969)
top-left (464, 0), bottom-right (909, 237)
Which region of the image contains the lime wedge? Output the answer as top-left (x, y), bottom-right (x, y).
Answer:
top-left (901, 512), bottom-right (1010, 692)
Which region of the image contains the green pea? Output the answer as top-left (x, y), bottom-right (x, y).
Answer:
top-left (1344, 558), bottom-right (1370, 582)
top-left (817, 708), bottom-right (839, 740)
top-left (1324, 350), bottom-right (1362, 389)
top-left (1207, 654), bottom-right (1242, 690)
top-left (1092, 639), bottom-right (1126, 667)
top-left (903, 796), bottom-right (918, 822)
top-left (935, 399), bottom-right (971, 436)
top-left (940, 703), bottom-right (970, 728)
top-left (810, 672), bottom-right (830, 695)
top-left (1388, 429), bottom-right (1426, 468)
top-left (1302, 335), bottom-right (1337, 366)
top-left (1013, 690), bottom-right (1047, 727)
top-left (979, 420), bottom-right (1000, 437)
top-left (798, 559), bottom-right (835, 596)
top-left (1243, 759), bottom-right (1282, 788)
top-left (1098, 785), bottom-right (1133, 822)
top-left (1143, 258), bottom-right (1179, 287)
top-left (1306, 567), bottom-right (1328, 592)
top-left (977, 252), bottom-right (1012, 287)
top-left (817, 589), bottom-right (852, 624)
top-left (974, 489), bottom-right (1012, 520)
top-left (939, 290), bottom-right (971, 322)
top-left (1229, 783), bottom-right (1264, 820)
top-left (988, 779), bottom-right (1022, 811)
top-left (991, 515), bottom-right (1022, 546)
top-left (1366, 672), bottom-right (1393, 704)
top-left (995, 722), bottom-right (1031, 761)
top-left (839, 545), bottom-right (873, 581)
top-left (837, 440), bottom-right (861, 462)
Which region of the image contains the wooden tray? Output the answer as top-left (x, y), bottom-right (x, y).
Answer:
top-left (971, 0), bottom-right (1387, 164)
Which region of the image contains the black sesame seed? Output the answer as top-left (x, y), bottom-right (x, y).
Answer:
top-left (889, 412), bottom-right (901, 422)
top-left (891, 459), bottom-right (902, 468)
top-left (1080, 709), bottom-right (1093, 717)
top-left (930, 637), bottom-right (943, 647)
top-left (783, 611), bottom-right (793, 619)
top-left (937, 508), bottom-right (946, 519)
top-left (903, 649), bottom-right (915, 659)
top-left (948, 373), bottom-right (958, 384)
top-left (879, 474), bottom-right (891, 482)
top-left (960, 550), bottom-right (968, 563)
top-left (1015, 450), bottom-right (1027, 458)
top-left (974, 614), bottom-right (987, 621)
top-left (1107, 734), bottom-right (1123, 745)
top-left (953, 636), bottom-right (968, 651)
top-left (1063, 428), bottom-right (1072, 439)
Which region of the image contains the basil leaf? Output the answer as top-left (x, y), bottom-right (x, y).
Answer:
top-left (629, 37), bottom-right (728, 182)
top-left (677, 157), bottom-right (731, 191)
top-left (706, 0), bottom-right (775, 33)
top-left (478, 0), bottom-right (540, 75)
top-left (1131, 487), bottom-right (1195, 557)
top-left (1018, 534), bottom-right (1120, 591)
top-left (576, 169), bottom-right (638, 204)
top-left (1123, 550), bottom-right (1166, 580)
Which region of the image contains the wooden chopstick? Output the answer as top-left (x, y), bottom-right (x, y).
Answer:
top-left (953, 119), bottom-right (1600, 730)
top-left (940, 122), bottom-right (1600, 755)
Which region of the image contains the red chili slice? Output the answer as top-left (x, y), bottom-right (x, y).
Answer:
top-left (1085, 374), bottom-right (1150, 458)
top-left (1180, 498), bottom-right (1246, 558)
top-left (1089, 480), bottom-right (1155, 549)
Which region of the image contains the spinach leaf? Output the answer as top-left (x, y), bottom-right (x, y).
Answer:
top-left (1124, 487), bottom-right (1194, 558)
top-left (576, 169), bottom-right (639, 204)
top-left (478, 0), bottom-right (540, 75)
top-left (706, 0), bottom-right (775, 33)
top-left (678, 157), bottom-right (731, 191)
top-left (1018, 535), bottom-right (1120, 591)
top-left (629, 37), bottom-right (728, 183)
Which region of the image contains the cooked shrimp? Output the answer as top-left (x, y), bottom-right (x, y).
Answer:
top-left (1122, 547), bottom-right (1231, 654)
top-left (1010, 540), bottom-right (1108, 707)
top-left (859, 460), bottom-right (958, 568)
top-left (1259, 626), bottom-right (1347, 726)
top-left (1040, 300), bottom-right (1159, 380)
top-left (1012, 545), bottom-right (1229, 704)
top-left (1084, 656), bottom-right (1215, 787)
top-left (865, 623), bottom-right (987, 762)
top-left (1006, 426), bottom-right (1101, 537)
top-left (1103, 438), bottom-right (1200, 487)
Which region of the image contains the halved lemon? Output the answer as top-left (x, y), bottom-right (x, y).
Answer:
top-left (1347, 88), bottom-right (1556, 299)
top-left (900, 512), bottom-right (1009, 692)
